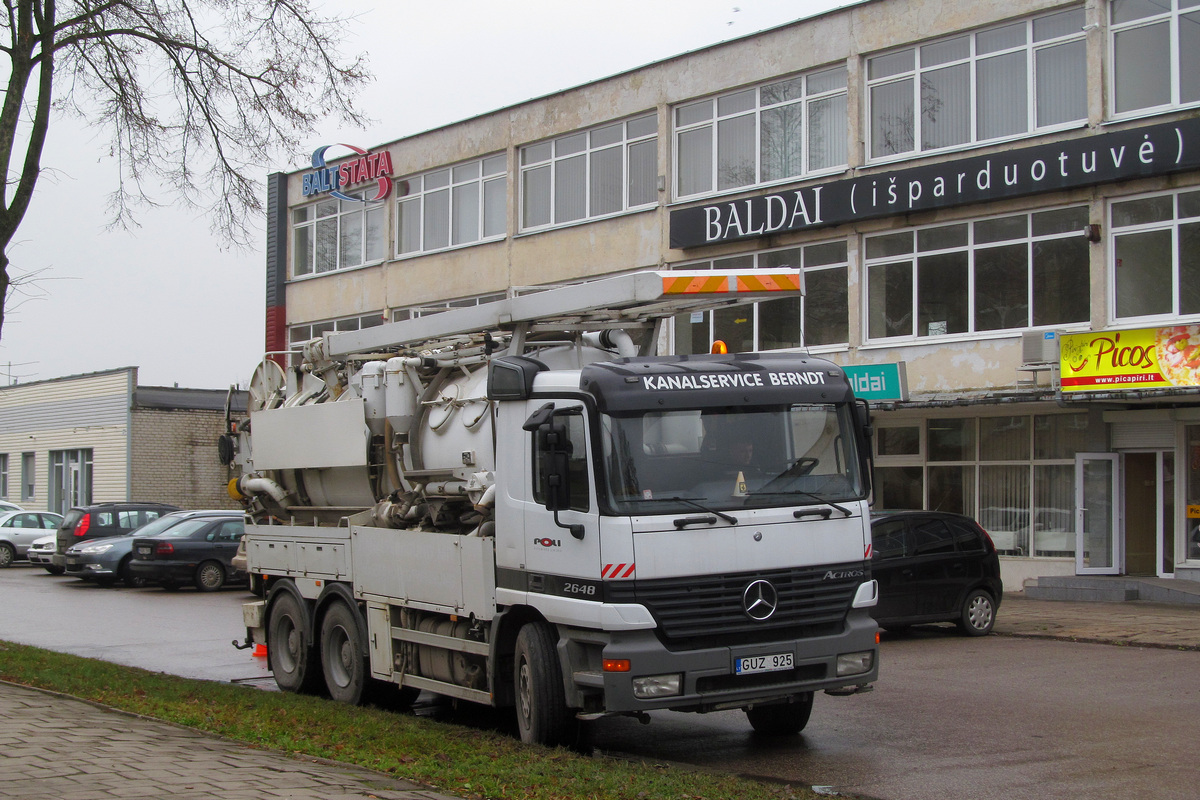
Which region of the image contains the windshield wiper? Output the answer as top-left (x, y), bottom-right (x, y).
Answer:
top-left (743, 488), bottom-right (853, 517)
top-left (637, 496), bottom-right (737, 525)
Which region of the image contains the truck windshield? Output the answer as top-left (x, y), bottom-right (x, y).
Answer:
top-left (600, 403), bottom-right (865, 514)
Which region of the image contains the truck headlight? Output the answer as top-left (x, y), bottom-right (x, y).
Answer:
top-left (836, 650), bottom-right (874, 677)
top-left (632, 673), bottom-right (682, 698)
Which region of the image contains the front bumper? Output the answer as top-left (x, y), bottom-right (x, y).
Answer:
top-left (588, 608), bottom-right (879, 714)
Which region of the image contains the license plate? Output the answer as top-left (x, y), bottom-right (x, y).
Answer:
top-left (735, 652), bottom-right (794, 675)
top-left (136, 546), bottom-right (151, 556)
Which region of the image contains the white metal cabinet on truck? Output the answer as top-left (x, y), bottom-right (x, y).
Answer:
top-left (225, 270), bottom-right (880, 746)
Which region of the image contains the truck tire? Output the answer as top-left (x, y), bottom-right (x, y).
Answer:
top-left (320, 601), bottom-right (368, 705)
top-left (745, 692), bottom-right (814, 736)
top-left (268, 591), bottom-right (323, 694)
top-left (514, 622), bottom-right (576, 747)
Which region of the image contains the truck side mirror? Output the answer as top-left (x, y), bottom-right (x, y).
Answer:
top-left (535, 419), bottom-right (584, 539)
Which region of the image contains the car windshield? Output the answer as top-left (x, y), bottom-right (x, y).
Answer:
top-left (601, 402), bottom-right (865, 514)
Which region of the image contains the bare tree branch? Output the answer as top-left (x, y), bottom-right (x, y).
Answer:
top-left (0, 0), bottom-right (371, 339)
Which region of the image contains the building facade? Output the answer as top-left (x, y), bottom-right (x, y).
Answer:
top-left (266, 0), bottom-right (1200, 589)
top-left (0, 368), bottom-right (245, 513)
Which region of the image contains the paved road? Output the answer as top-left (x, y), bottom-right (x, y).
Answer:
top-left (4, 564), bottom-right (1199, 799)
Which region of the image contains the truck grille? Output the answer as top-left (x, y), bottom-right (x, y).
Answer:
top-left (606, 562), bottom-right (868, 651)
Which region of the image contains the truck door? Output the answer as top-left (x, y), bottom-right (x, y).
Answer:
top-left (522, 402), bottom-right (602, 592)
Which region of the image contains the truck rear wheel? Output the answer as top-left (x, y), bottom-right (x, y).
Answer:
top-left (320, 601), bottom-right (367, 705)
top-left (514, 622), bottom-right (576, 747)
top-left (268, 591), bottom-right (323, 694)
top-left (745, 692), bottom-right (814, 736)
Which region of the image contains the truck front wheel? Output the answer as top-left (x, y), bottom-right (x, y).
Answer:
top-left (320, 601), bottom-right (367, 705)
top-left (514, 622), bottom-right (576, 747)
top-left (268, 591), bottom-right (323, 694)
top-left (745, 692), bottom-right (814, 736)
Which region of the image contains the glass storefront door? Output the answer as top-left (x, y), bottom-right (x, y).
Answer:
top-left (1075, 453), bottom-right (1120, 575)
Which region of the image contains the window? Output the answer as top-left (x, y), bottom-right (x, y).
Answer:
top-left (289, 312), bottom-right (384, 367)
top-left (48, 449), bottom-right (92, 515)
top-left (675, 66), bottom-right (847, 199)
top-left (391, 292), bottom-right (507, 322)
top-left (292, 191), bottom-right (386, 277)
top-left (21, 453), bottom-right (33, 501)
top-left (864, 206), bottom-right (1090, 342)
top-left (872, 414), bottom-right (1087, 557)
top-left (397, 155), bottom-right (507, 255)
top-left (1111, 0), bottom-right (1200, 116)
top-left (673, 240), bottom-right (849, 354)
top-left (0, 454), bottom-right (7, 498)
top-left (1110, 188), bottom-right (1200, 321)
top-left (867, 8), bottom-right (1086, 160)
top-left (520, 113), bottom-right (657, 230)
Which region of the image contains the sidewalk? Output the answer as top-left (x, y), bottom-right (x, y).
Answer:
top-left (0, 681), bottom-right (461, 800)
top-left (995, 592), bottom-right (1200, 650)
top-left (2, 594), bottom-right (1196, 799)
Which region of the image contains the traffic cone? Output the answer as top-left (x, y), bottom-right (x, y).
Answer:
top-left (253, 643), bottom-right (267, 658)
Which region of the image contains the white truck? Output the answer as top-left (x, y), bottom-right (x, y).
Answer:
top-left (226, 268), bottom-right (879, 746)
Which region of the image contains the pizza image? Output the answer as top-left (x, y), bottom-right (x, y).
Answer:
top-left (1156, 325), bottom-right (1200, 386)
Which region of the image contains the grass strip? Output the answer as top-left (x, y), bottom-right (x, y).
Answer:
top-left (0, 640), bottom-right (817, 800)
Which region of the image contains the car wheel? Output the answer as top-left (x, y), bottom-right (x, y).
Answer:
top-left (194, 560), bottom-right (226, 592)
top-left (0, 543), bottom-right (14, 568)
top-left (120, 556), bottom-right (148, 588)
top-left (45, 565), bottom-right (65, 575)
top-left (746, 692), bottom-right (814, 736)
top-left (957, 589), bottom-right (996, 636)
top-left (514, 622), bottom-right (577, 747)
top-left (320, 601), bottom-right (367, 705)
top-left (268, 591), bottom-right (323, 694)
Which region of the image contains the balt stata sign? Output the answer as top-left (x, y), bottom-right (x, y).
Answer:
top-left (301, 143), bottom-right (394, 202)
top-left (670, 117), bottom-right (1200, 249)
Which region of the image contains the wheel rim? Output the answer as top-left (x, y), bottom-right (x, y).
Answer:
top-left (274, 616), bottom-right (300, 673)
top-left (199, 564), bottom-right (222, 588)
top-left (326, 624), bottom-right (353, 688)
top-left (517, 656), bottom-right (534, 730)
top-left (0, 546), bottom-right (12, 567)
top-left (967, 595), bottom-right (993, 630)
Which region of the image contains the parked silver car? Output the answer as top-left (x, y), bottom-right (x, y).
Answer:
top-left (0, 510), bottom-right (64, 568)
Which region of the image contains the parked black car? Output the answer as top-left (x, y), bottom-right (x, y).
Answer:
top-left (63, 510), bottom-right (239, 588)
top-left (870, 510), bottom-right (1003, 636)
top-left (128, 514), bottom-right (246, 591)
top-left (52, 503), bottom-right (181, 568)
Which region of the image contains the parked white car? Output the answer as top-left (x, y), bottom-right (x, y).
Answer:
top-left (26, 534), bottom-right (63, 574)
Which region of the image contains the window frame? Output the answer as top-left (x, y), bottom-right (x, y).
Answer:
top-left (20, 452), bottom-right (33, 502)
top-left (1108, 187), bottom-right (1200, 325)
top-left (861, 205), bottom-right (1092, 345)
top-left (291, 190), bottom-right (387, 279)
top-left (672, 65), bottom-right (848, 202)
top-left (1108, 0), bottom-right (1200, 120)
top-left (396, 153), bottom-right (508, 257)
top-left (519, 112), bottom-right (658, 233)
top-left (865, 7), bottom-right (1088, 164)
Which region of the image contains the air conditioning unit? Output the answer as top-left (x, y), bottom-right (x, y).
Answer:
top-left (1021, 330), bottom-right (1060, 366)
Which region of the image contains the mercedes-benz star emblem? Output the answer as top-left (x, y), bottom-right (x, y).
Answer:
top-left (742, 579), bottom-right (778, 621)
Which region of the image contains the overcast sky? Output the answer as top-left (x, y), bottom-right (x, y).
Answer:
top-left (2, 0), bottom-right (857, 390)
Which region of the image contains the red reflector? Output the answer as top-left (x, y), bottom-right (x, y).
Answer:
top-left (155, 542), bottom-right (174, 556)
top-left (74, 514), bottom-right (91, 537)
top-left (603, 659), bottom-right (631, 673)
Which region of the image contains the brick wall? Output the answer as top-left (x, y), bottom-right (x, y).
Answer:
top-left (130, 408), bottom-right (238, 509)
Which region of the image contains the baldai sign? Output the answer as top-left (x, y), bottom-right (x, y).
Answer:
top-left (669, 117), bottom-right (1200, 249)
